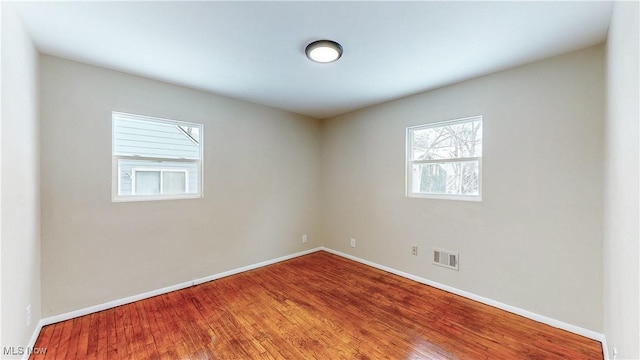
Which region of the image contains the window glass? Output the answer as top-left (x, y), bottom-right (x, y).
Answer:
top-left (135, 171), bottom-right (161, 195)
top-left (407, 116), bottom-right (482, 201)
top-left (163, 171), bottom-right (187, 194)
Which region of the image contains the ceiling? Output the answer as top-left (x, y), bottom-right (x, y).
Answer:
top-left (13, 1), bottom-right (612, 119)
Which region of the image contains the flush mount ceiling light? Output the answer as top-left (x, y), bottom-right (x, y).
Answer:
top-left (305, 40), bottom-right (343, 63)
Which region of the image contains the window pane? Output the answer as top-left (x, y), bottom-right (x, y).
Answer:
top-left (163, 171), bottom-right (187, 194)
top-left (118, 158), bottom-right (198, 196)
top-left (411, 119), bottom-right (482, 161)
top-left (411, 160), bottom-right (479, 196)
top-left (113, 114), bottom-right (201, 159)
top-left (135, 171), bottom-right (161, 195)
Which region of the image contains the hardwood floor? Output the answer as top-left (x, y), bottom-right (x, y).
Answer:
top-left (32, 251), bottom-right (603, 359)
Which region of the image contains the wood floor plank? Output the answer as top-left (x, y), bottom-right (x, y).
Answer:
top-left (30, 251), bottom-right (603, 359)
top-left (114, 305), bottom-right (129, 360)
top-left (49, 322), bottom-right (66, 359)
top-left (84, 312), bottom-right (99, 360)
top-left (54, 317), bottom-right (76, 359)
top-left (92, 310), bottom-right (107, 360)
top-left (73, 313), bottom-right (91, 359)
top-left (103, 308), bottom-right (118, 360)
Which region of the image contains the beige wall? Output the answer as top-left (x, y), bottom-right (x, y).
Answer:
top-left (1, 3), bottom-right (42, 357)
top-left (40, 55), bottom-right (321, 316)
top-left (604, 2), bottom-right (640, 358)
top-left (321, 46), bottom-right (604, 332)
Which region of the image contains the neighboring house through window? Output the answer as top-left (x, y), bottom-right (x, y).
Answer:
top-left (406, 116), bottom-right (483, 201)
top-left (112, 112), bottom-right (203, 201)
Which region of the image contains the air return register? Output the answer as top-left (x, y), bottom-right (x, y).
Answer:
top-left (433, 249), bottom-right (459, 270)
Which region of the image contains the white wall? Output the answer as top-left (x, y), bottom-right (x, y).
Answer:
top-left (1, 3), bottom-right (41, 357)
top-left (603, 2), bottom-right (640, 358)
top-left (321, 46), bottom-right (604, 332)
top-left (39, 55), bottom-right (321, 316)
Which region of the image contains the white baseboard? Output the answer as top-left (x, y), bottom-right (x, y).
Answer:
top-left (27, 246), bottom-right (322, 353)
top-left (41, 279), bottom-right (196, 326)
top-left (26, 245), bottom-right (608, 359)
top-left (320, 247), bottom-right (607, 349)
top-left (190, 247), bottom-right (319, 286)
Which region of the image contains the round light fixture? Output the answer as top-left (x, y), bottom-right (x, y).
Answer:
top-left (305, 40), bottom-right (343, 63)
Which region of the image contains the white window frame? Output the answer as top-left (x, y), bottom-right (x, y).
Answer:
top-left (406, 116), bottom-right (483, 202)
top-left (130, 167), bottom-right (190, 195)
top-left (112, 112), bottom-right (203, 202)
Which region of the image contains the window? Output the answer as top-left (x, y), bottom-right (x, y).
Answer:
top-left (406, 116), bottom-right (482, 201)
top-left (112, 112), bottom-right (203, 202)
top-left (131, 168), bottom-right (188, 195)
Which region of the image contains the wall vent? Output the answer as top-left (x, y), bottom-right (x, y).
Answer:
top-left (433, 248), bottom-right (459, 271)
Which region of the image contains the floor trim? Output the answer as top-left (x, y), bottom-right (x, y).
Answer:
top-left (27, 246), bottom-right (323, 358)
top-left (27, 246), bottom-right (607, 359)
top-left (321, 247), bottom-right (607, 355)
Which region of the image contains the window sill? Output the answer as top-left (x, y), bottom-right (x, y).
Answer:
top-left (112, 194), bottom-right (203, 203)
top-left (406, 193), bottom-right (482, 202)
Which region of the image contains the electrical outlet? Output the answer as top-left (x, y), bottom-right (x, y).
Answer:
top-left (302, 234), bottom-right (308, 243)
top-left (26, 304), bottom-right (31, 327)
top-left (613, 347), bottom-right (618, 359)
top-left (350, 238), bottom-right (356, 248)
top-left (411, 245), bottom-right (418, 256)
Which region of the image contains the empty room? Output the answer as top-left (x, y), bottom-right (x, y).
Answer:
top-left (1, 1), bottom-right (638, 359)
